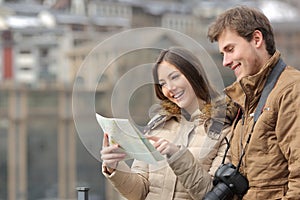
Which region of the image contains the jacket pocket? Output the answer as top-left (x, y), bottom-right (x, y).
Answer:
top-left (245, 185), bottom-right (286, 200)
top-left (251, 109), bottom-right (276, 154)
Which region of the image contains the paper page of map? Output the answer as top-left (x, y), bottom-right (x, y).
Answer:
top-left (96, 113), bottom-right (164, 164)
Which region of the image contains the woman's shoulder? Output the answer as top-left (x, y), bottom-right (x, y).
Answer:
top-left (203, 95), bottom-right (237, 140)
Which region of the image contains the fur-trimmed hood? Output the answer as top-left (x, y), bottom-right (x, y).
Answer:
top-left (145, 97), bottom-right (237, 139)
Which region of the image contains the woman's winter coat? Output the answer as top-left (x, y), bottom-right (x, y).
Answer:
top-left (102, 101), bottom-right (232, 200)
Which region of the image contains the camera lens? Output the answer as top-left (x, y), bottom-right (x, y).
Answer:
top-left (203, 182), bottom-right (233, 200)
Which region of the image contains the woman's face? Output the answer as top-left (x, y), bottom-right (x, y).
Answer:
top-left (157, 61), bottom-right (198, 114)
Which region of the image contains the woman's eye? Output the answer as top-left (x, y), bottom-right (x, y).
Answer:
top-left (171, 74), bottom-right (180, 80)
top-left (159, 82), bottom-right (166, 87)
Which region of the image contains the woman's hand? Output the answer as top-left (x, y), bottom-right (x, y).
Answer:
top-left (147, 136), bottom-right (180, 158)
top-left (100, 133), bottom-right (127, 173)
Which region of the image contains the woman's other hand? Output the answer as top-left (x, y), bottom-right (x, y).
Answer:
top-left (100, 133), bottom-right (126, 173)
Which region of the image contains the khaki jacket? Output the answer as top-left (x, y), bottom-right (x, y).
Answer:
top-left (103, 108), bottom-right (231, 200)
top-left (225, 51), bottom-right (300, 199)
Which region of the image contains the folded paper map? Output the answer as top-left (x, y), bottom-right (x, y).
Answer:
top-left (96, 113), bottom-right (165, 164)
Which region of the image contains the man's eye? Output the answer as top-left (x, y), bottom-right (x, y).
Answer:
top-left (228, 47), bottom-right (234, 52)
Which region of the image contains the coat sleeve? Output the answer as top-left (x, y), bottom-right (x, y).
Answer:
top-left (168, 147), bottom-right (213, 199)
top-left (167, 147), bottom-right (213, 199)
top-left (276, 80), bottom-right (300, 199)
top-left (102, 161), bottom-right (150, 200)
top-left (167, 127), bottom-right (231, 200)
top-left (208, 126), bottom-right (231, 176)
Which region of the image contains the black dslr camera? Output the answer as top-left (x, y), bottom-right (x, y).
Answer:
top-left (203, 163), bottom-right (249, 200)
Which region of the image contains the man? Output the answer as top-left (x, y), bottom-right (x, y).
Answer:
top-left (207, 6), bottom-right (300, 199)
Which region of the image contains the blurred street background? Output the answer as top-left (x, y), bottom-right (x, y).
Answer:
top-left (0, 0), bottom-right (299, 199)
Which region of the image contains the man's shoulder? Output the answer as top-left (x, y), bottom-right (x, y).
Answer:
top-left (285, 65), bottom-right (300, 73)
top-left (272, 65), bottom-right (300, 93)
top-left (279, 65), bottom-right (300, 83)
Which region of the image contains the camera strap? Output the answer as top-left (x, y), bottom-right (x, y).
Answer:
top-left (236, 58), bottom-right (286, 171)
top-left (253, 58), bottom-right (286, 128)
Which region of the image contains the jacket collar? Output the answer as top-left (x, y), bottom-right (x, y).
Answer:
top-left (225, 51), bottom-right (281, 111)
top-left (189, 109), bottom-right (207, 124)
top-left (145, 108), bottom-right (207, 132)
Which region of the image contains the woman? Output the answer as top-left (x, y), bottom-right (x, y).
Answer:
top-left (101, 47), bottom-right (234, 200)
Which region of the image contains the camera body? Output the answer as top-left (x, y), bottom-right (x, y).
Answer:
top-left (203, 163), bottom-right (249, 200)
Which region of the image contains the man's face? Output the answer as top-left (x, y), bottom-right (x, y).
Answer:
top-left (218, 28), bottom-right (263, 81)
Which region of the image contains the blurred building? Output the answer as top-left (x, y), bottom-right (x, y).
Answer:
top-left (0, 0), bottom-right (299, 200)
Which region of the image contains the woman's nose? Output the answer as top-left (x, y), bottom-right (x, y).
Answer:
top-left (165, 81), bottom-right (176, 91)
